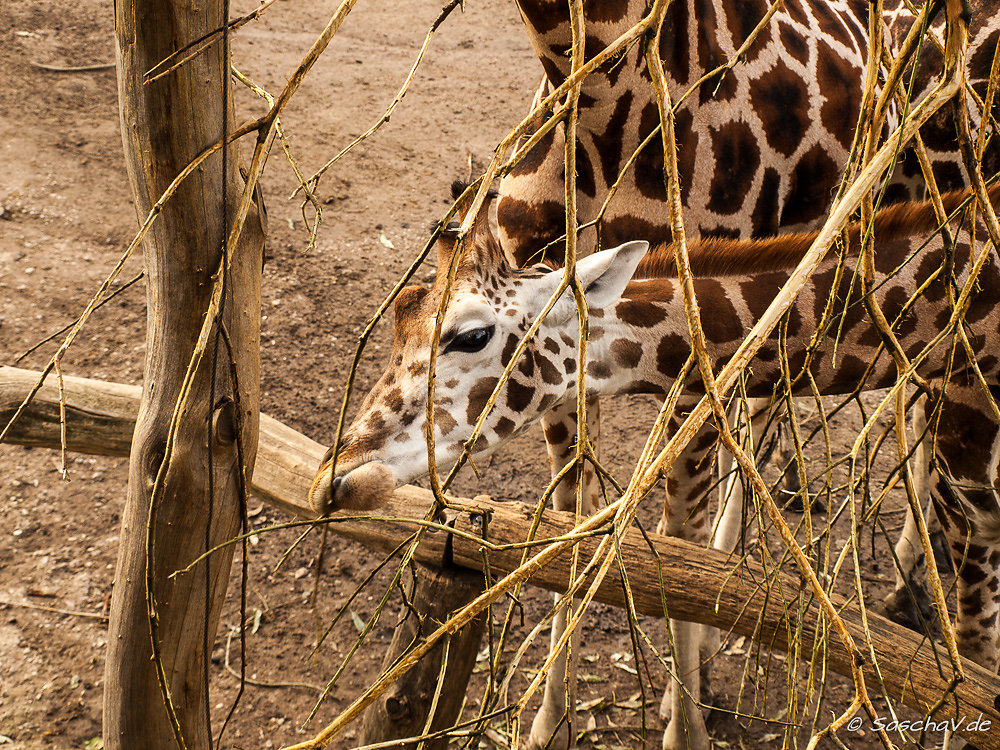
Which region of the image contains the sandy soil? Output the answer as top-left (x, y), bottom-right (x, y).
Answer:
top-left (0, 1), bottom-right (957, 748)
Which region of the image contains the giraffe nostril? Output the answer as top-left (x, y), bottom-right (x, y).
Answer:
top-left (331, 475), bottom-right (343, 502)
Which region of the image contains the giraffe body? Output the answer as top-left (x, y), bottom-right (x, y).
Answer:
top-left (494, 2), bottom-right (1000, 745)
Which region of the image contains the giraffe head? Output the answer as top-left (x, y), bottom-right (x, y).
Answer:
top-left (309, 207), bottom-right (648, 514)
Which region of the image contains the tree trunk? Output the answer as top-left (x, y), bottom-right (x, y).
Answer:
top-left (105, 1), bottom-right (265, 746)
top-left (360, 565), bottom-right (487, 749)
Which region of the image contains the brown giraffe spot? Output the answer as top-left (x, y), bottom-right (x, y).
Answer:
top-left (544, 419), bottom-right (569, 445)
top-left (383, 386), bottom-right (404, 412)
top-left (694, 0), bottom-right (722, 78)
top-left (936, 401), bottom-right (1000, 481)
top-left (466, 377), bottom-right (498, 424)
top-left (837, 355), bottom-right (870, 387)
top-left (563, 357), bottom-right (577, 373)
top-left (700, 68), bottom-right (739, 106)
top-left (695, 278), bottom-right (742, 343)
top-left (755, 345), bottom-right (777, 363)
top-left (700, 225), bottom-right (740, 240)
top-left (971, 28), bottom-right (1000, 79)
top-left (507, 378), bottom-right (533, 411)
top-left (585, 0), bottom-right (630, 23)
top-left (750, 59), bottom-right (809, 158)
top-left (707, 120), bottom-right (760, 215)
top-left (589, 326), bottom-right (604, 341)
top-left (408, 361), bottom-right (428, 377)
top-left (444, 379), bottom-right (459, 389)
top-left (538, 54), bottom-right (566, 88)
top-left (882, 285), bottom-right (917, 338)
top-left (740, 272), bottom-right (780, 319)
top-left (610, 339), bottom-right (642, 369)
top-left (720, 0), bottom-right (771, 63)
top-left (675, 108), bottom-right (698, 203)
top-left (816, 50), bottom-right (862, 151)
top-left (658, 1), bottom-right (690, 82)
top-left (538, 354), bottom-right (563, 384)
top-left (656, 333), bottom-right (690, 376)
top-left (574, 142), bottom-right (597, 198)
top-left (518, 350), bottom-right (535, 378)
top-left (544, 337), bottom-right (559, 354)
top-left (932, 160), bottom-right (965, 192)
top-left (616, 299), bottom-right (666, 327)
top-left (784, 303), bottom-right (802, 338)
top-left (622, 379), bottom-right (665, 394)
top-left (516, 0), bottom-right (564, 34)
top-left (635, 103), bottom-right (668, 202)
top-left (603, 215), bottom-right (672, 249)
top-left (589, 362), bottom-right (612, 379)
top-left (784, 2), bottom-right (808, 24)
top-left (915, 250), bottom-right (947, 303)
top-left (592, 92), bottom-right (633, 186)
top-left (750, 168), bottom-right (781, 237)
top-left (497, 196), bottom-right (567, 268)
top-left (967, 267), bottom-right (1000, 326)
top-left (538, 393), bottom-right (557, 412)
top-left (495, 416), bottom-right (515, 437)
top-left (778, 21), bottom-right (809, 65)
top-left (434, 407), bottom-right (458, 435)
top-left (964, 565), bottom-right (990, 585)
top-left (809, 264), bottom-right (842, 322)
top-left (780, 145), bottom-right (840, 227)
top-left (401, 409), bottom-right (417, 427)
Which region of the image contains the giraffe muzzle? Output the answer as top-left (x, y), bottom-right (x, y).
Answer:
top-left (309, 459), bottom-right (398, 516)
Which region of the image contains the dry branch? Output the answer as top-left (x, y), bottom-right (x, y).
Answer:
top-left (4, 365), bottom-right (1000, 748)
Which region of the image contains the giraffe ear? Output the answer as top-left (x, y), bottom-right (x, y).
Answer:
top-left (542, 241), bottom-right (650, 324)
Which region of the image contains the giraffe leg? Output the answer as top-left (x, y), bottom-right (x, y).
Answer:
top-left (884, 398), bottom-right (954, 632)
top-left (528, 399), bottom-right (601, 750)
top-left (693, 400), bottom-right (762, 716)
top-left (934, 392), bottom-right (1000, 663)
top-left (927, 386), bottom-right (1000, 674)
top-left (657, 411), bottom-right (718, 750)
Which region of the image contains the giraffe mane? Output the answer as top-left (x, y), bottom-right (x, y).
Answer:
top-left (632, 185), bottom-right (997, 279)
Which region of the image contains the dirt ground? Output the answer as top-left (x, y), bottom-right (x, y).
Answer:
top-left (0, 1), bottom-right (969, 748)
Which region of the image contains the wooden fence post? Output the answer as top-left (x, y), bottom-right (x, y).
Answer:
top-left (105, 1), bottom-right (265, 747)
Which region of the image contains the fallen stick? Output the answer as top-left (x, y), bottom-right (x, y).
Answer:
top-left (3, 364), bottom-right (999, 748)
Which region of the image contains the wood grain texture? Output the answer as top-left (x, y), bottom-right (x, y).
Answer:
top-left (4, 367), bottom-right (1000, 747)
top-left (359, 565), bottom-right (487, 749)
top-left (105, 0), bottom-right (266, 744)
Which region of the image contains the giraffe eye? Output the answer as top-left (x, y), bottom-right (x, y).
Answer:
top-left (444, 325), bottom-right (495, 354)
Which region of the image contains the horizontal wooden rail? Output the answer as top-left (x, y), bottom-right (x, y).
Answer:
top-left (3, 364), bottom-right (999, 747)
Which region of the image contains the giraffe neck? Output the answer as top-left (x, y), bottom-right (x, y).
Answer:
top-left (582, 210), bottom-right (1000, 401)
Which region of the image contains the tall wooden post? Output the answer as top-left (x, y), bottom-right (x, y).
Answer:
top-left (105, 1), bottom-right (265, 747)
